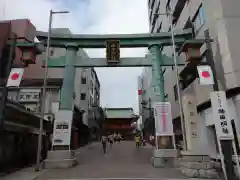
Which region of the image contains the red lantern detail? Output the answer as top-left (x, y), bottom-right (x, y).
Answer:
top-left (201, 71), bottom-right (210, 78)
top-left (138, 90), bottom-right (142, 95)
top-left (11, 73), bottom-right (20, 80)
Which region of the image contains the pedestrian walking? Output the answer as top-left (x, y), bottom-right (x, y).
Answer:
top-left (113, 132), bottom-right (117, 143)
top-left (101, 135), bottom-right (107, 154)
top-left (117, 133), bottom-right (122, 143)
top-left (108, 134), bottom-right (114, 148)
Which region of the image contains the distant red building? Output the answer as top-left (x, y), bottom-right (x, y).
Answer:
top-left (103, 108), bottom-right (139, 140)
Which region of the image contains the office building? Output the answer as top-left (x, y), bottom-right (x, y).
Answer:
top-left (140, 0), bottom-right (240, 158)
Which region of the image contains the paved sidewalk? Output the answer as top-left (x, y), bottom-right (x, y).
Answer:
top-left (0, 143), bottom-right (96, 180)
top-left (0, 167), bottom-right (45, 180)
top-left (0, 142), bottom-right (220, 180)
top-left (34, 141), bottom-right (187, 180)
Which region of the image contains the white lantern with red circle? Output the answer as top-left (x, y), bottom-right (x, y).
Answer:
top-left (7, 68), bottom-right (24, 87)
top-left (197, 65), bottom-right (214, 85)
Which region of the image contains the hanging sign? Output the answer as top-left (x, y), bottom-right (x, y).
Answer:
top-left (210, 91), bottom-right (234, 140)
top-left (106, 40), bottom-right (120, 62)
top-left (153, 102), bottom-right (173, 136)
top-left (197, 65), bottom-right (214, 85)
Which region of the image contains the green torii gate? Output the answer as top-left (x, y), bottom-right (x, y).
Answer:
top-left (36, 29), bottom-right (200, 168)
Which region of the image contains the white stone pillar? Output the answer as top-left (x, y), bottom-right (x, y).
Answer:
top-left (182, 94), bottom-right (200, 152)
top-left (180, 94), bottom-right (219, 179)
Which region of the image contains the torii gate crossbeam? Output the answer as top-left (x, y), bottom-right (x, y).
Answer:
top-left (36, 29), bottom-right (192, 48)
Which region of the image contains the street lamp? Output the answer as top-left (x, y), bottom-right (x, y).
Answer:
top-left (153, 11), bottom-right (187, 151)
top-left (35, 9), bottom-right (69, 171)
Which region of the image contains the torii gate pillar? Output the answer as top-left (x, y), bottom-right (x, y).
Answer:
top-left (44, 44), bottom-right (78, 169)
top-left (149, 44), bottom-right (178, 167)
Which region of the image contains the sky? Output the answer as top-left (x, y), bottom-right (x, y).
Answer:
top-left (0, 0), bottom-right (149, 113)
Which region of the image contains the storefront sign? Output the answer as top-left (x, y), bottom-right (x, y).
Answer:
top-left (153, 102), bottom-right (173, 136)
top-left (210, 91), bottom-right (234, 140)
top-left (18, 89), bottom-right (40, 102)
top-left (52, 110), bottom-right (73, 146)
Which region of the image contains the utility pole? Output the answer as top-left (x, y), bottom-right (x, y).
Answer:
top-left (204, 29), bottom-right (236, 180)
top-left (35, 9), bottom-right (69, 171)
top-left (168, 12), bottom-right (187, 151)
top-left (0, 33), bottom-right (17, 133)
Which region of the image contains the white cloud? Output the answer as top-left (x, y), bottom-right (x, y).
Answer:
top-left (1, 0), bottom-right (149, 113)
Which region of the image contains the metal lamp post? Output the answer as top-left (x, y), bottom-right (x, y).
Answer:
top-left (153, 11), bottom-right (187, 150)
top-left (35, 9), bottom-right (69, 171)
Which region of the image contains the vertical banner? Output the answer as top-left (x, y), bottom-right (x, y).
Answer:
top-left (210, 91), bottom-right (234, 140)
top-left (182, 95), bottom-right (199, 151)
top-left (153, 102), bottom-right (173, 136)
top-left (52, 110), bottom-right (73, 146)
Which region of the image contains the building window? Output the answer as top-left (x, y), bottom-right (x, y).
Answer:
top-left (81, 77), bottom-right (86, 84)
top-left (91, 68), bottom-right (95, 79)
top-left (89, 96), bottom-right (93, 107)
top-left (168, 26), bottom-right (171, 32)
top-left (150, 0), bottom-right (155, 10)
top-left (80, 93), bottom-right (86, 100)
top-left (173, 85), bottom-right (178, 101)
top-left (156, 22), bottom-right (162, 33)
top-left (192, 5), bottom-right (205, 34)
top-left (199, 6), bottom-right (205, 25)
top-left (184, 18), bottom-right (196, 38)
top-left (50, 48), bottom-right (54, 56)
top-left (90, 81), bottom-right (94, 94)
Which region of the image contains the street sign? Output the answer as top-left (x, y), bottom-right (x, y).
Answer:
top-left (106, 40), bottom-right (120, 62)
top-left (52, 110), bottom-right (73, 146)
top-left (7, 68), bottom-right (24, 87)
top-left (210, 91), bottom-right (234, 140)
top-left (197, 65), bottom-right (214, 85)
top-left (153, 102), bottom-right (173, 136)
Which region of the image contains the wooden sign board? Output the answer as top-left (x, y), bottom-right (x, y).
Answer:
top-left (106, 40), bottom-right (120, 63)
